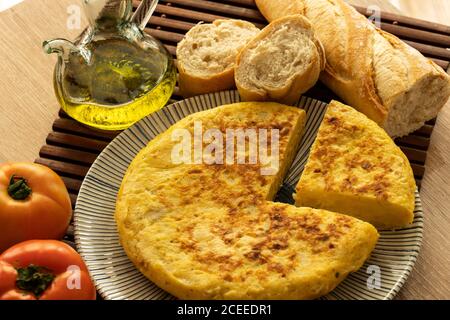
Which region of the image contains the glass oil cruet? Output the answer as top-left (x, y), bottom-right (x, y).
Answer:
top-left (44, 0), bottom-right (176, 130)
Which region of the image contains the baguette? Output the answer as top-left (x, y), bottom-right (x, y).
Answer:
top-left (255, 0), bottom-right (450, 137)
top-left (235, 15), bottom-right (325, 105)
top-left (176, 19), bottom-right (259, 97)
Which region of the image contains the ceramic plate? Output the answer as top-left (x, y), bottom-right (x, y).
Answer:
top-left (74, 91), bottom-right (423, 300)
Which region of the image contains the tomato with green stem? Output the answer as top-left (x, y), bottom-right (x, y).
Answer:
top-left (0, 162), bottom-right (72, 252)
top-left (0, 240), bottom-right (96, 300)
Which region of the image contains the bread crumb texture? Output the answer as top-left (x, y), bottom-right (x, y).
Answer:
top-left (177, 20), bottom-right (259, 77)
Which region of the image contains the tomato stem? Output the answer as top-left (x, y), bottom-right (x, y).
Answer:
top-left (16, 264), bottom-right (55, 298)
top-left (7, 175), bottom-right (32, 200)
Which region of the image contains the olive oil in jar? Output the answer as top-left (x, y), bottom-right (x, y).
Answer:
top-left (55, 38), bottom-right (176, 131)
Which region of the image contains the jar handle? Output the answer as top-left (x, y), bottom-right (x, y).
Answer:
top-left (132, 0), bottom-right (159, 31)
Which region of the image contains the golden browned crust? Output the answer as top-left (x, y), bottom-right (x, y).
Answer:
top-left (256, 0), bottom-right (306, 21)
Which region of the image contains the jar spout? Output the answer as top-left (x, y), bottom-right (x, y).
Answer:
top-left (43, 39), bottom-right (91, 63)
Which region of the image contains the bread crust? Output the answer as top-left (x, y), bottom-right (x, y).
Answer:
top-left (256, 0), bottom-right (450, 137)
top-left (235, 15), bottom-right (325, 105)
top-left (177, 63), bottom-right (236, 98)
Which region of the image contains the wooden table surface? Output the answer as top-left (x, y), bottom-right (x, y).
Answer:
top-left (0, 0), bottom-right (449, 299)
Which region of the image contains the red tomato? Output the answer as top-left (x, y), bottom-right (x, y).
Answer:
top-left (0, 240), bottom-right (96, 300)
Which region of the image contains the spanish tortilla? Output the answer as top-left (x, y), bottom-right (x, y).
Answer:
top-left (115, 102), bottom-right (379, 299)
top-left (295, 100), bottom-right (416, 229)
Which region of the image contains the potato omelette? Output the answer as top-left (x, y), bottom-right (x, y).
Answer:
top-left (115, 102), bottom-right (379, 299)
top-left (295, 100), bottom-right (416, 229)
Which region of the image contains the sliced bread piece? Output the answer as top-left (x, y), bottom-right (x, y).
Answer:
top-left (235, 15), bottom-right (325, 105)
top-left (295, 100), bottom-right (416, 229)
top-left (176, 19), bottom-right (260, 97)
